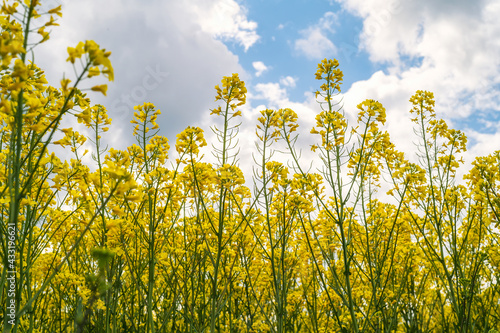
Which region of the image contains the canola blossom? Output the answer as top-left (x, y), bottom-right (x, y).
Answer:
top-left (1, 2), bottom-right (500, 333)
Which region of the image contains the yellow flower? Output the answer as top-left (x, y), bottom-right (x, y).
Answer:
top-left (12, 59), bottom-right (28, 80)
top-left (1, 2), bottom-right (19, 15)
top-left (315, 58), bottom-right (343, 92)
top-left (37, 27), bottom-right (50, 42)
top-left (111, 206), bottom-right (125, 217)
top-left (60, 78), bottom-right (71, 92)
top-left (48, 5), bottom-right (63, 17)
top-left (66, 41), bottom-right (84, 63)
top-left (91, 84), bottom-right (107, 96)
top-left (213, 73), bottom-right (247, 115)
top-left (175, 126), bottom-right (207, 155)
top-left (87, 66), bottom-right (100, 78)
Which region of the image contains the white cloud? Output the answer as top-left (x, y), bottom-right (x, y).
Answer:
top-left (294, 12), bottom-right (338, 59)
top-left (188, 0), bottom-right (260, 51)
top-left (334, 0), bottom-right (500, 104)
top-left (328, 0), bottom-right (500, 171)
top-left (254, 83), bottom-right (288, 107)
top-left (280, 76), bottom-right (297, 88)
top-left (252, 61), bottom-right (269, 77)
top-left (35, 0), bottom-right (249, 150)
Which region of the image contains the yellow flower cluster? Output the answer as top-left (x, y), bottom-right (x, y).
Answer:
top-left (356, 99), bottom-right (386, 126)
top-left (131, 102), bottom-right (161, 135)
top-left (0, 14), bottom-right (24, 69)
top-left (218, 163), bottom-right (245, 188)
top-left (65, 39), bottom-right (114, 97)
top-left (311, 109), bottom-right (347, 150)
top-left (67, 40), bottom-right (113, 80)
top-left (276, 107), bottom-right (299, 134)
top-left (175, 126), bottom-right (207, 156)
top-left (256, 109), bottom-right (280, 142)
top-left (214, 73), bottom-right (246, 107)
top-left (211, 73), bottom-right (247, 118)
top-left (409, 89), bottom-right (435, 119)
top-left (315, 58), bottom-right (343, 97)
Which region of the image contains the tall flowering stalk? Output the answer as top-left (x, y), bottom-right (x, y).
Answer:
top-left (206, 74), bottom-right (247, 333)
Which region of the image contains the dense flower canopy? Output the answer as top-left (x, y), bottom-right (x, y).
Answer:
top-left (1, 1), bottom-right (499, 333)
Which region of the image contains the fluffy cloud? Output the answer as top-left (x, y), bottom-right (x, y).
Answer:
top-left (188, 0), bottom-right (259, 51)
top-left (253, 83), bottom-right (288, 108)
top-left (280, 76), bottom-right (297, 88)
top-left (332, 0), bottom-right (500, 175)
top-left (35, 0), bottom-right (255, 149)
top-left (252, 61), bottom-right (269, 77)
top-left (334, 0), bottom-right (500, 114)
top-left (294, 12), bottom-right (338, 59)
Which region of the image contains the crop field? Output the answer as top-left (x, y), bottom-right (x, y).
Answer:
top-left (1, 1), bottom-right (500, 332)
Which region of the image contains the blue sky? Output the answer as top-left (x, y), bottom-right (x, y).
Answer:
top-left (35, 0), bottom-right (500, 177)
top-left (233, 0), bottom-right (375, 94)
